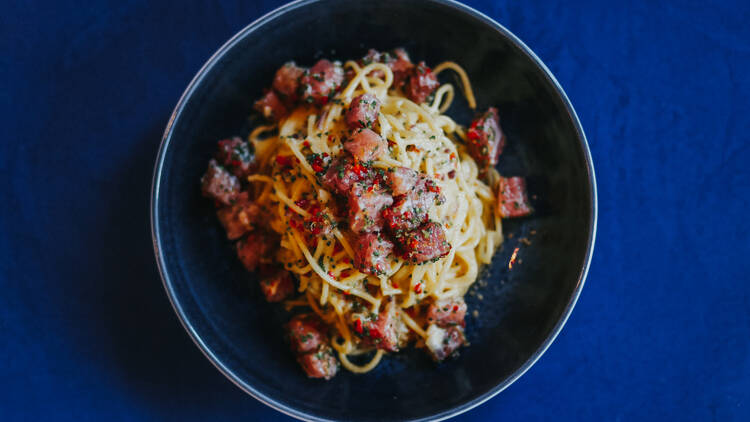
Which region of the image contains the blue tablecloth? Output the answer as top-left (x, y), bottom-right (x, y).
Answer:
top-left (2, 0), bottom-right (748, 420)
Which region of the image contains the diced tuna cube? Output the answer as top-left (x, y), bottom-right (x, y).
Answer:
top-left (466, 107), bottom-right (505, 172)
top-left (272, 61), bottom-right (305, 105)
top-left (406, 62), bottom-right (439, 104)
top-left (382, 196), bottom-right (424, 231)
top-left (297, 345), bottom-right (339, 380)
top-left (358, 49), bottom-right (386, 78)
top-left (216, 193), bottom-right (264, 240)
top-left (353, 233), bottom-right (393, 275)
top-left (425, 324), bottom-right (465, 361)
top-left (386, 167), bottom-right (419, 196)
top-left (351, 301), bottom-right (408, 352)
top-left (346, 93), bottom-right (381, 129)
top-left (347, 183), bottom-right (393, 233)
top-left (286, 314), bottom-right (325, 353)
top-left (236, 231), bottom-right (278, 271)
top-left (394, 222), bottom-right (451, 264)
top-left (201, 159), bottom-right (240, 206)
top-left (321, 156), bottom-right (372, 195)
top-left (497, 176), bottom-right (532, 218)
top-left (253, 90), bottom-right (288, 122)
top-left (300, 59), bottom-right (344, 105)
top-left (259, 269), bottom-right (295, 302)
top-left (383, 176), bottom-right (444, 231)
top-left (215, 137), bottom-right (255, 179)
top-left (386, 48), bottom-right (414, 87)
top-left (344, 128), bottom-right (387, 162)
top-left (426, 298), bottom-right (467, 328)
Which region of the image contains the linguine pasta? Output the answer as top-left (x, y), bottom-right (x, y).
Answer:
top-left (244, 60), bottom-right (502, 373)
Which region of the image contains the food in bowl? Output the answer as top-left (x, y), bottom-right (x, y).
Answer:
top-left (199, 48), bottom-right (532, 379)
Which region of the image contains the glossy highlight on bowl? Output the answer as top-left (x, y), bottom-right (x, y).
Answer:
top-left (151, 0), bottom-right (597, 420)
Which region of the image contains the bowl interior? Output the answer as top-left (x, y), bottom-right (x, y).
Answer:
top-left (153, 0), bottom-right (595, 420)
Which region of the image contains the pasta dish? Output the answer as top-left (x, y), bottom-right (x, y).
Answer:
top-left (200, 49), bottom-right (532, 379)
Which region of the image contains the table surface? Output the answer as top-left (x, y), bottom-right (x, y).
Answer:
top-left (2, 0), bottom-right (749, 420)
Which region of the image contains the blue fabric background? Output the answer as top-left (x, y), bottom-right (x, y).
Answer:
top-left (1, 0), bottom-right (748, 420)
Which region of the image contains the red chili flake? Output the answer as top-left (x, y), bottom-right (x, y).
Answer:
top-left (310, 155), bottom-right (326, 173)
top-left (414, 283), bottom-right (423, 294)
top-left (343, 290), bottom-right (350, 296)
top-left (302, 140), bottom-right (310, 148)
top-left (449, 152), bottom-right (456, 161)
top-left (327, 135), bottom-right (334, 142)
top-left (275, 155), bottom-right (292, 167)
top-left (452, 305), bottom-right (459, 312)
top-left (340, 269), bottom-right (351, 278)
top-left (354, 318), bottom-right (363, 334)
top-left (369, 326), bottom-right (383, 340)
top-left (343, 258), bottom-right (351, 264)
top-left (327, 271), bottom-right (335, 279)
top-left (392, 282), bottom-right (398, 288)
top-left (308, 205), bottom-right (321, 215)
top-left (351, 162), bottom-right (367, 177)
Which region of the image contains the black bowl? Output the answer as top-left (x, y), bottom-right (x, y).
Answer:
top-left (151, 0), bottom-right (597, 420)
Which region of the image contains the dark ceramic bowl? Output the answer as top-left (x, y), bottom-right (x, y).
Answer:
top-left (151, 0), bottom-right (597, 420)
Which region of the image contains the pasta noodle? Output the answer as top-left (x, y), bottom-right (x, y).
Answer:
top-left (245, 61), bottom-right (502, 373)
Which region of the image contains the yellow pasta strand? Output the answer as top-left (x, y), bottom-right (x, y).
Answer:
top-left (241, 57), bottom-right (502, 375)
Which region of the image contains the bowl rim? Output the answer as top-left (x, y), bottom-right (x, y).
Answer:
top-left (150, 0), bottom-right (598, 420)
